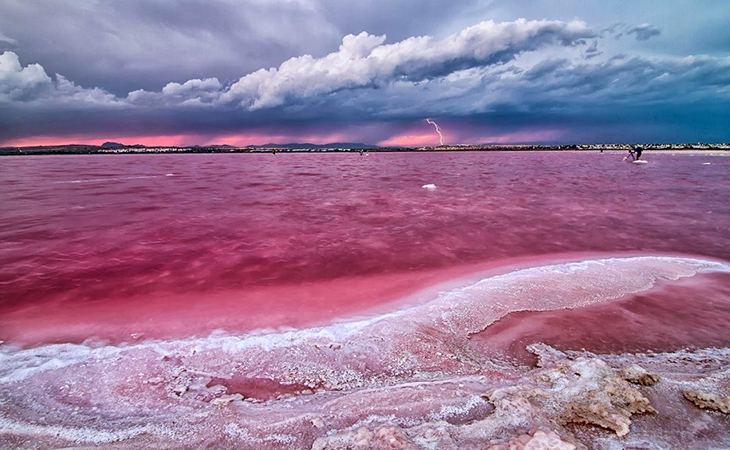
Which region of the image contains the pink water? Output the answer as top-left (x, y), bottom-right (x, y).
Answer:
top-left (1, 151), bottom-right (729, 449)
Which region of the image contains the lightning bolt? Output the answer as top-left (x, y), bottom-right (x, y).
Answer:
top-left (426, 119), bottom-right (444, 146)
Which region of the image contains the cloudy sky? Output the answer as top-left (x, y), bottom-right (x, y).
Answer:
top-left (1, 0), bottom-right (728, 147)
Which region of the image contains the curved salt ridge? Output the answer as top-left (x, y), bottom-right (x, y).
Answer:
top-left (1, 256), bottom-right (727, 386)
top-left (421, 255), bottom-right (730, 335)
top-left (0, 417), bottom-right (155, 445)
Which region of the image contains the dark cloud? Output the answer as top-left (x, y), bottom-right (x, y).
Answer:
top-left (627, 24), bottom-right (661, 41)
top-left (0, 0), bottom-right (489, 97)
top-left (0, 0), bottom-right (343, 95)
top-left (3, 39), bottom-right (728, 146)
top-left (478, 55), bottom-right (730, 117)
top-left (318, 0), bottom-right (480, 40)
top-left (1, 1), bottom-right (730, 146)
top-left (523, 59), bottom-right (570, 81)
top-left (583, 40), bottom-right (603, 59)
top-left (1, 0), bottom-right (726, 97)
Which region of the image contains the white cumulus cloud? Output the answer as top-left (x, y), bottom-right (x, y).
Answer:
top-left (0, 51), bottom-right (119, 106)
top-left (0, 51), bottom-right (52, 101)
top-left (220, 18), bottom-right (595, 109)
top-left (128, 78), bottom-right (222, 106)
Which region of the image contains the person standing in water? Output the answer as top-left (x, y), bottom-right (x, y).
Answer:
top-left (634, 146), bottom-right (643, 160)
top-left (624, 146), bottom-right (643, 161)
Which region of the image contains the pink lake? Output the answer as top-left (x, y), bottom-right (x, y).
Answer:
top-left (1, 151), bottom-right (729, 449)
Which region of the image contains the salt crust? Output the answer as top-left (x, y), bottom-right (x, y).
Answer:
top-left (486, 430), bottom-right (577, 450)
top-left (683, 389), bottom-right (730, 414)
top-left (311, 344), bottom-right (658, 449)
top-left (3, 343), bottom-right (730, 449)
top-left (310, 346), bottom-right (730, 450)
top-left (2, 256), bottom-right (730, 449)
top-left (682, 369), bottom-right (730, 414)
top-left (619, 364), bottom-right (660, 386)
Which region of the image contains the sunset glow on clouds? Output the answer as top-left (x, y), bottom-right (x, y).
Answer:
top-left (1, 0), bottom-right (729, 146)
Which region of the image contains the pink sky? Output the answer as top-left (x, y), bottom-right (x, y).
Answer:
top-left (4, 131), bottom-right (357, 148)
top-left (3, 126), bottom-right (564, 148)
top-left (378, 127), bottom-right (565, 147)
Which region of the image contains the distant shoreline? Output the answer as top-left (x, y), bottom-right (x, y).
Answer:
top-left (1, 144), bottom-right (729, 156)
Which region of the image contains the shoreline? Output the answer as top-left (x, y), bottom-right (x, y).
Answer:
top-left (2, 258), bottom-right (729, 449)
top-left (2, 145), bottom-right (729, 156)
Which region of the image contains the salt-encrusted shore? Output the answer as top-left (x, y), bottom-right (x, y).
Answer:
top-left (2, 256), bottom-right (729, 449)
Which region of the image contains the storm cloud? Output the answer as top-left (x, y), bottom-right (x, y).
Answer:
top-left (180, 19), bottom-right (592, 109)
top-left (1, 0), bottom-right (729, 146)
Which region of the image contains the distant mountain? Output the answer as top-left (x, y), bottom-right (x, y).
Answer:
top-left (101, 142), bottom-right (147, 148)
top-left (191, 144), bottom-right (237, 149)
top-left (99, 142), bottom-right (375, 150)
top-left (101, 141), bottom-right (125, 148)
top-left (251, 142), bottom-right (377, 149)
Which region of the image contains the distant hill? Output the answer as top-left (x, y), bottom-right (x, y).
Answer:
top-left (251, 142), bottom-right (377, 149)
top-left (101, 142), bottom-right (147, 148)
top-left (191, 144), bottom-right (237, 149)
